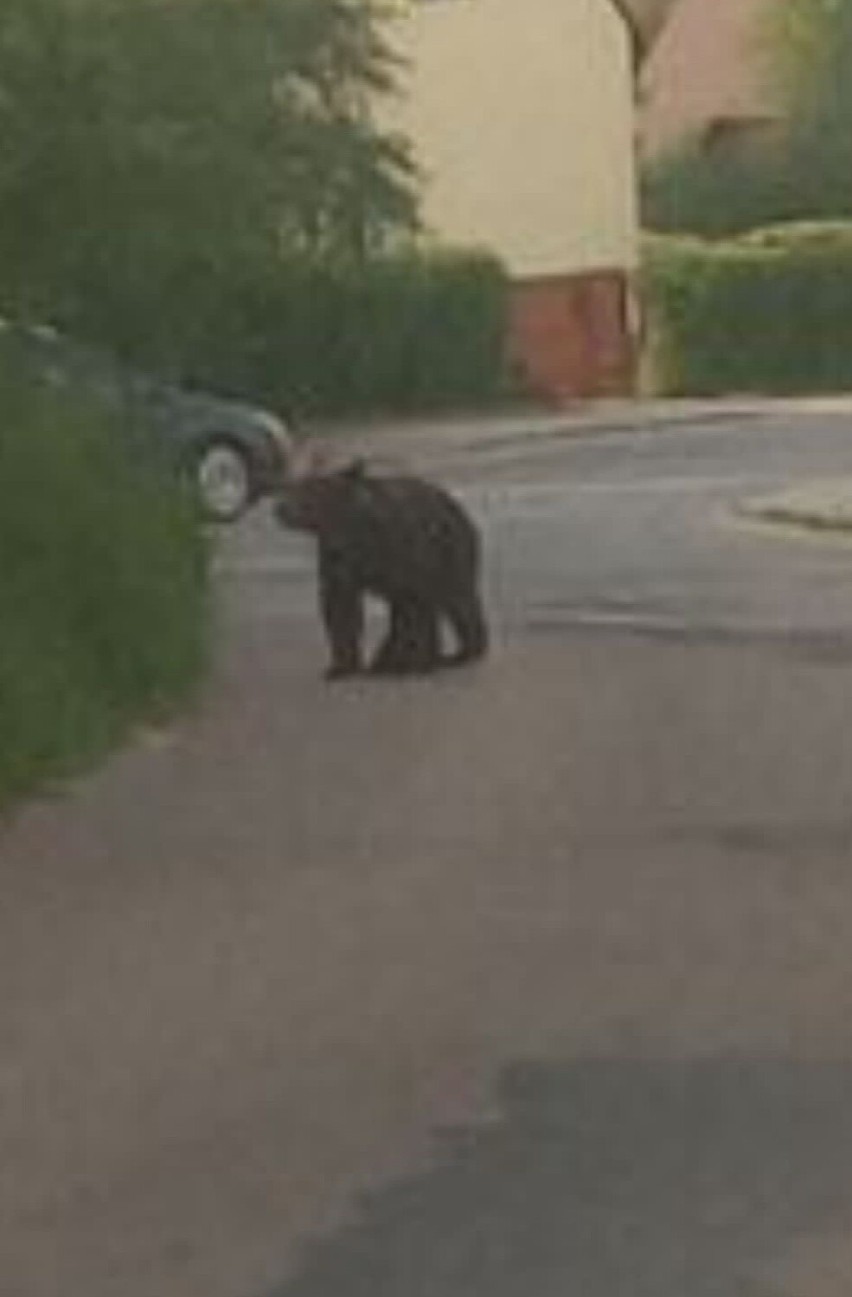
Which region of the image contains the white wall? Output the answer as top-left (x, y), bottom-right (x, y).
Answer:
top-left (388, 0), bottom-right (638, 277)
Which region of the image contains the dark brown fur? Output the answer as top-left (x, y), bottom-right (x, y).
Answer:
top-left (274, 461), bottom-right (488, 679)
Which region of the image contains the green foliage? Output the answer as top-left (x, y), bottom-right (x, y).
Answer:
top-left (73, 248), bottom-right (513, 419)
top-left (641, 141), bottom-right (798, 237)
top-left (0, 0), bottom-right (416, 353)
top-left (0, 357), bottom-right (209, 805)
top-left (764, 0), bottom-right (847, 103)
top-left (0, 0), bottom-right (508, 419)
top-left (644, 224), bottom-right (852, 395)
top-left (642, 124), bottom-right (852, 236)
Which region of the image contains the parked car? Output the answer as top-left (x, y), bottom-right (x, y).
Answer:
top-left (0, 321), bottom-right (295, 521)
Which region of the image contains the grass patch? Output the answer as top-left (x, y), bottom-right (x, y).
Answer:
top-left (0, 356), bottom-right (210, 807)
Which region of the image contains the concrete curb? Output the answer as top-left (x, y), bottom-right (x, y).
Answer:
top-left (738, 480), bottom-right (852, 535)
top-left (307, 395), bottom-right (852, 468)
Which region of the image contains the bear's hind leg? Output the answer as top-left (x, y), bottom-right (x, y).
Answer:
top-left (370, 598), bottom-right (440, 675)
top-left (442, 588), bottom-right (488, 666)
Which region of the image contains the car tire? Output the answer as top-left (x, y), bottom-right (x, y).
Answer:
top-left (195, 438), bottom-right (253, 522)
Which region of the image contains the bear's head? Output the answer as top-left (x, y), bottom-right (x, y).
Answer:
top-left (273, 459), bottom-right (368, 535)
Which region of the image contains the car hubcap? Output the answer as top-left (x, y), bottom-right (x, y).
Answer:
top-left (197, 444), bottom-right (249, 519)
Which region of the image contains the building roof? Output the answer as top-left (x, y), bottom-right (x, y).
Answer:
top-left (640, 0), bottom-right (780, 154)
top-left (608, 0), bottom-right (678, 64)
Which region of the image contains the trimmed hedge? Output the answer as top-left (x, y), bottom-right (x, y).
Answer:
top-left (643, 223), bottom-right (852, 395)
top-left (62, 249), bottom-right (513, 421)
top-left (641, 141), bottom-right (800, 240)
top-left (0, 358), bottom-right (209, 807)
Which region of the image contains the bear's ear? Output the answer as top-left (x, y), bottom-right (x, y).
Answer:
top-left (292, 444), bottom-right (340, 479)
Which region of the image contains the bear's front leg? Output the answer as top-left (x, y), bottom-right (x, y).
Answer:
top-left (319, 549), bottom-right (364, 680)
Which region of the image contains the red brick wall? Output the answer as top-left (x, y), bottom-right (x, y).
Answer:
top-left (507, 269), bottom-right (636, 404)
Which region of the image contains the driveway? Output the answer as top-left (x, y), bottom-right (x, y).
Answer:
top-left (5, 408), bottom-right (852, 1297)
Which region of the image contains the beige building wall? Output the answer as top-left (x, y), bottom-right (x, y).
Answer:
top-left (389, 0), bottom-right (639, 278)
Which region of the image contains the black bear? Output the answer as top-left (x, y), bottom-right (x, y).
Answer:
top-left (274, 460), bottom-right (488, 680)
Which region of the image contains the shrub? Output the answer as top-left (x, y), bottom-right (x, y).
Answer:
top-left (60, 248), bottom-right (513, 420)
top-left (643, 223), bottom-right (852, 395)
top-left (641, 126), bottom-right (852, 239)
top-left (0, 359), bottom-right (209, 806)
top-left (641, 140), bottom-right (799, 238)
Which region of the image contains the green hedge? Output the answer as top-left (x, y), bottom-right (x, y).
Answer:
top-left (0, 359), bottom-right (209, 806)
top-left (643, 224), bottom-right (852, 395)
top-left (641, 141), bottom-right (800, 239)
top-left (61, 248), bottom-right (513, 421)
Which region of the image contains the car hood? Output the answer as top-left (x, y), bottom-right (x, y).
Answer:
top-left (138, 381), bottom-right (291, 440)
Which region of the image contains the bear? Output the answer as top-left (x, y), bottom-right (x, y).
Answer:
top-left (273, 459), bottom-right (488, 680)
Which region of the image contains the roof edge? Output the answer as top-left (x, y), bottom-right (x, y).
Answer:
top-left (607, 0), bottom-right (676, 67)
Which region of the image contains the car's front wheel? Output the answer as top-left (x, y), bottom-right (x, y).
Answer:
top-left (195, 438), bottom-right (253, 522)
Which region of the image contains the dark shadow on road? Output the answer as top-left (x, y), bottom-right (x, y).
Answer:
top-left (265, 1055), bottom-right (852, 1297)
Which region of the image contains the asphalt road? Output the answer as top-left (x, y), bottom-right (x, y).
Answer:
top-left (457, 409), bottom-right (852, 641)
top-left (5, 410), bottom-right (852, 1297)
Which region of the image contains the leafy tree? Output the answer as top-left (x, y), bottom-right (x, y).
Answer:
top-left (773, 0), bottom-right (852, 216)
top-left (765, 0), bottom-right (844, 98)
top-left (0, 0), bottom-right (416, 363)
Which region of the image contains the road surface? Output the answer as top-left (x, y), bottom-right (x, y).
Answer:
top-left (5, 409), bottom-right (852, 1297)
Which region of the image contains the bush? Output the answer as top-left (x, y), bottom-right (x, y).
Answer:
top-left (641, 141), bottom-right (799, 238)
top-left (643, 223), bottom-right (852, 395)
top-left (59, 249), bottom-right (513, 420)
top-left (641, 130), bottom-right (852, 239)
top-left (0, 359), bottom-right (209, 806)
